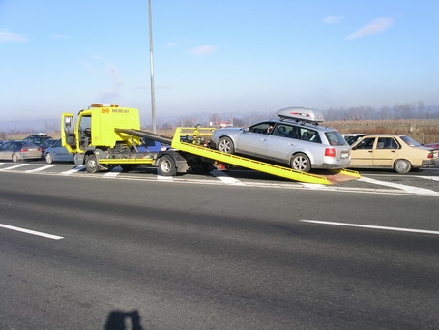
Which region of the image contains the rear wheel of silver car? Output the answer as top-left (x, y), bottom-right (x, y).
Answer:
top-left (12, 154), bottom-right (18, 163)
top-left (394, 159), bottom-right (411, 174)
top-left (291, 153), bottom-right (311, 172)
top-left (45, 153), bottom-right (53, 164)
top-left (218, 137), bottom-right (235, 154)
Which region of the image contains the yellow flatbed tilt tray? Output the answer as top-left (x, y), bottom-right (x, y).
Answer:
top-left (170, 127), bottom-right (361, 185)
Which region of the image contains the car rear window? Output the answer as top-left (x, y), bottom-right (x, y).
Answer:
top-left (400, 135), bottom-right (423, 147)
top-left (325, 132), bottom-right (347, 146)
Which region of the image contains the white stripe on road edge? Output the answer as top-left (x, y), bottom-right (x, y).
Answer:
top-left (359, 176), bottom-right (439, 196)
top-left (300, 220), bottom-right (439, 235)
top-left (61, 165), bottom-right (85, 175)
top-left (0, 164), bottom-right (29, 170)
top-left (417, 175), bottom-right (439, 182)
top-left (0, 224), bottom-right (64, 240)
top-left (104, 167), bottom-right (123, 177)
top-left (157, 175), bottom-right (173, 181)
top-left (211, 169), bottom-right (245, 185)
top-left (24, 165), bottom-right (55, 173)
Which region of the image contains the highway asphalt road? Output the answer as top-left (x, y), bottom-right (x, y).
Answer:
top-left (1, 171), bottom-right (438, 329)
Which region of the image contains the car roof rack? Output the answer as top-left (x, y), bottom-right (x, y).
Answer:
top-left (277, 107), bottom-right (324, 125)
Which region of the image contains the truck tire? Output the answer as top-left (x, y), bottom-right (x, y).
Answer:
top-left (158, 155), bottom-right (176, 176)
top-left (85, 154), bottom-right (99, 173)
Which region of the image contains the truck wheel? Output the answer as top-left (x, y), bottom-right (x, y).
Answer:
top-left (218, 137), bottom-right (235, 154)
top-left (291, 153), bottom-right (311, 172)
top-left (45, 153), bottom-right (54, 164)
top-left (158, 155), bottom-right (176, 176)
top-left (85, 154), bottom-right (99, 173)
top-left (394, 159), bottom-right (411, 173)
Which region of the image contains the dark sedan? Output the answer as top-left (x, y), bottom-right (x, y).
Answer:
top-left (0, 140), bottom-right (43, 162)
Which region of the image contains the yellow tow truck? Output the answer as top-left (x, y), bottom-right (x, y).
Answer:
top-left (61, 104), bottom-right (360, 184)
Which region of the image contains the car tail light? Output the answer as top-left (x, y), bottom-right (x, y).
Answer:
top-left (325, 148), bottom-right (336, 157)
top-left (427, 152), bottom-right (433, 159)
top-left (20, 148), bottom-right (29, 152)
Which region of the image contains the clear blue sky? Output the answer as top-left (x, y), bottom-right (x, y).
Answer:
top-left (1, 0), bottom-right (438, 125)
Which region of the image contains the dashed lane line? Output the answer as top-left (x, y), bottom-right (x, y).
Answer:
top-left (0, 224), bottom-right (64, 240)
top-left (300, 220), bottom-right (439, 235)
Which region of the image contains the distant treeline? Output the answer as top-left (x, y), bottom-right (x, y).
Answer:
top-left (323, 102), bottom-right (439, 121)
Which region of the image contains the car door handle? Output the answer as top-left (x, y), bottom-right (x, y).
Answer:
top-left (288, 143), bottom-right (295, 146)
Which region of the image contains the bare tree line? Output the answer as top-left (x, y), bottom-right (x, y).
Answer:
top-left (154, 101), bottom-right (439, 130)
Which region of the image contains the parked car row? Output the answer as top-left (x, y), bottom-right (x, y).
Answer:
top-left (0, 137), bottom-right (74, 164)
top-left (0, 140), bottom-right (44, 162)
top-left (0, 134), bottom-right (171, 165)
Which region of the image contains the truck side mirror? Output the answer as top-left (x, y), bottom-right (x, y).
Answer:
top-left (65, 117), bottom-right (72, 128)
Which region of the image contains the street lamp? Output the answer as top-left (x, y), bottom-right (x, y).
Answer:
top-left (148, 0), bottom-right (156, 133)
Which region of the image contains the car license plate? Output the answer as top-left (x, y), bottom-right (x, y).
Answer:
top-left (340, 151), bottom-right (349, 159)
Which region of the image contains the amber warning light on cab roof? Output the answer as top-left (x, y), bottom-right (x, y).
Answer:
top-left (277, 106), bottom-right (324, 123)
top-left (89, 103), bottom-right (119, 108)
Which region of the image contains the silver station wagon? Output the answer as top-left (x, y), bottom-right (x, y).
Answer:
top-left (210, 107), bottom-right (351, 172)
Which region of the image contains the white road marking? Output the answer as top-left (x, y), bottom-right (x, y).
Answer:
top-left (104, 167), bottom-right (123, 177)
top-left (359, 176), bottom-right (439, 196)
top-left (0, 224), bottom-right (64, 240)
top-left (300, 220), bottom-right (439, 235)
top-left (0, 164), bottom-right (29, 170)
top-left (24, 164), bottom-right (55, 173)
top-left (300, 183), bottom-right (328, 189)
top-left (157, 175), bottom-right (173, 181)
top-left (61, 165), bottom-right (85, 175)
top-left (417, 175), bottom-right (439, 182)
top-left (210, 169), bottom-right (245, 185)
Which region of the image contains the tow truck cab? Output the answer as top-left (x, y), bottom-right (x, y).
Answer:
top-left (62, 104), bottom-right (142, 153)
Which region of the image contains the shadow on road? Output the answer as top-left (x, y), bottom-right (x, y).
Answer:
top-left (104, 310), bottom-right (144, 330)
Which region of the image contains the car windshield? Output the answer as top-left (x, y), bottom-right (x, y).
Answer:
top-left (400, 135), bottom-right (423, 147)
top-left (325, 132), bottom-right (347, 146)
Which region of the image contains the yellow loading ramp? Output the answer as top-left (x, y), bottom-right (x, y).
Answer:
top-left (171, 127), bottom-right (361, 185)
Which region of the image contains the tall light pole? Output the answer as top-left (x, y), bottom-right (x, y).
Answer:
top-left (148, 0), bottom-right (157, 133)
